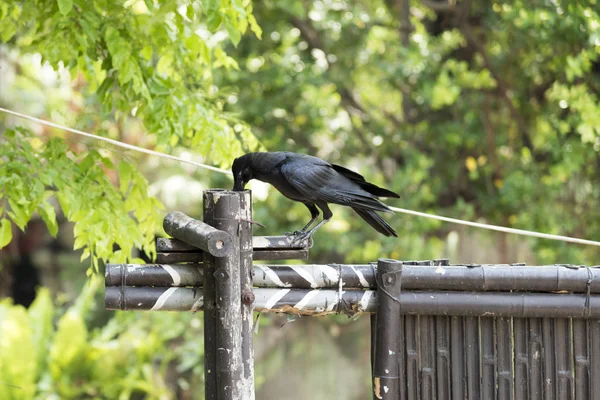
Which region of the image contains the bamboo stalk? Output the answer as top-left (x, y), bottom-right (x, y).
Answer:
top-left (157, 236), bottom-right (311, 251)
top-left (373, 259), bottom-right (403, 399)
top-left (163, 211), bottom-right (232, 257)
top-left (106, 263), bottom-right (600, 293)
top-left (208, 191), bottom-right (244, 400)
top-left (239, 190), bottom-right (255, 400)
top-left (202, 193), bottom-right (218, 400)
top-left (105, 287), bottom-right (600, 318)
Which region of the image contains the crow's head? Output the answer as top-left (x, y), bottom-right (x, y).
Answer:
top-left (232, 154), bottom-right (253, 191)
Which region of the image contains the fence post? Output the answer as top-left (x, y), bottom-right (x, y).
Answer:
top-left (203, 192), bottom-right (218, 400)
top-left (203, 190), bottom-right (251, 400)
top-left (373, 258), bottom-right (403, 400)
top-left (370, 313), bottom-right (378, 400)
top-left (239, 190), bottom-right (255, 399)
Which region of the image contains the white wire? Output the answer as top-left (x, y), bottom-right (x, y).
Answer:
top-left (0, 107), bottom-right (233, 176)
top-left (389, 206), bottom-right (600, 247)
top-left (2, 106), bottom-right (599, 247)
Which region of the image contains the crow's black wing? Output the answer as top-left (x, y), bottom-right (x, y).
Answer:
top-left (329, 164), bottom-right (367, 182)
top-left (280, 158), bottom-right (392, 213)
top-left (330, 164), bottom-right (400, 198)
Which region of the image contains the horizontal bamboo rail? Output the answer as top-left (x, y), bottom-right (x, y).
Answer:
top-left (105, 263), bottom-right (600, 293)
top-left (105, 286), bottom-right (600, 318)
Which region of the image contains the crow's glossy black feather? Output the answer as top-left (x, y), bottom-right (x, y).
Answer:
top-left (352, 207), bottom-right (398, 237)
top-left (232, 152), bottom-right (399, 237)
top-left (331, 164), bottom-right (400, 198)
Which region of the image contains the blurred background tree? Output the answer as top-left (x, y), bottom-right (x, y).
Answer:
top-left (1, 0), bottom-right (599, 398)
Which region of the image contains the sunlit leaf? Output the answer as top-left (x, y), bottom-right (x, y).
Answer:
top-left (0, 219), bottom-right (12, 248)
top-left (57, 0), bottom-right (73, 16)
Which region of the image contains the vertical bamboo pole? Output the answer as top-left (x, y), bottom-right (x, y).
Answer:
top-left (371, 313), bottom-right (378, 400)
top-left (239, 190), bottom-right (255, 399)
top-left (203, 191), bottom-right (218, 400)
top-left (373, 258), bottom-right (403, 400)
top-left (204, 190), bottom-right (244, 400)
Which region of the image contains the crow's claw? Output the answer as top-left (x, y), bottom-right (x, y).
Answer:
top-left (289, 231), bottom-right (311, 245)
top-left (284, 230), bottom-right (305, 237)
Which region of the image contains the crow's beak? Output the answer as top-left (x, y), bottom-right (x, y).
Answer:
top-left (233, 178), bottom-right (246, 191)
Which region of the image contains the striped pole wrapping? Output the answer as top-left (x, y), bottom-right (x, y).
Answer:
top-left (104, 263), bottom-right (376, 288)
top-left (105, 287), bottom-right (373, 314)
top-left (105, 263), bottom-right (600, 293)
top-left (254, 264), bottom-right (375, 289)
top-left (105, 286), bottom-right (600, 318)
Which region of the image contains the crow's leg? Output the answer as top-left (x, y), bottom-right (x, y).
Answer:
top-left (290, 202), bottom-right (332, 244)
top-left (285, 203), bottom-right (320, 236)
top-left (300, 203), bottom-right (320, 231)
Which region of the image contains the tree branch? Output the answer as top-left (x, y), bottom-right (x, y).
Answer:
top-left (289, 17), bottom-right (325, 52)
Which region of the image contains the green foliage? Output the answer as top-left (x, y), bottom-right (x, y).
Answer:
top-left (0, 299), bottom-right (37, 399)
top-left (0, 0), bottom-right (266, 267)
top-left (0, 282), bottom-right (203, 399)
top-left (0, 128), bottom-right (162, 271)
top-left (214, 0), bottom-right (600, 264)
top-left (547, 82), bottom-right (600, 143)
top-left (2, 1), bottom-right (600, 396)
top-left (1, 0), bottom-right (262, 160)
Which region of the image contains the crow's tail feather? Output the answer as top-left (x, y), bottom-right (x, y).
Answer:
top-left (352, 207), bottom-right (397, 237)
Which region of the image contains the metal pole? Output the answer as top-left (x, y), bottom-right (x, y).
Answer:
top-left (373, 259), bottom-right (403, 400)
top-left (239, 190), bottom-right (255, 399)
top-left (205, 190), bottom-right (244, 400)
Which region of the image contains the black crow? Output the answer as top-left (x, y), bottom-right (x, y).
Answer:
top-left (232, 152), bottom-right (399, 242)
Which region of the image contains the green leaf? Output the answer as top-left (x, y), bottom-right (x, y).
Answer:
top-left (117, 161), bottom-right (134, 193)
top-left (205, 1), bottom-right (222, 33)
top-left (225, 20), bottom-right (242, 47)
top-left (247, 12), bottom-right (262, 40)
top-left (57, 0), bottom-right (73, 16)
top-left (119, 58), bottom-right (136, 84)
top-left (141, 45), bottom-right (153, 61)
top-left (7, 198), bottom-right (28, 230)
top-left (80, 248), bottom-right (90, 262)
top-left (56, 191), bottom-right (72, 218)
top-left (73, 235), bottom-right (87, 250)
top-left (0, 19), bottom-right (16, 42)
top-left (0, 219), bottom-right (12, 248)
top-left (39, 202), bottom-right (59, 237)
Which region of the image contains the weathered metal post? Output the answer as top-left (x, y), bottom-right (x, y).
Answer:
top-left (202, 190), bottom-right (255, 400)
top-left (373, 258), bottom-right (403, 400)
